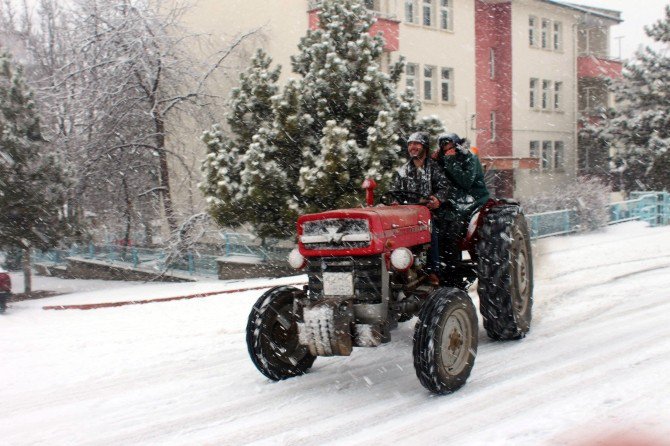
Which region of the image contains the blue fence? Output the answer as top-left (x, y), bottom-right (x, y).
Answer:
top-left (526, 191), bottom-right (670, 239)
top-left (527, 208), bottom-right (579, 239)
top-left (29, 233), bottom-right (294, 277)
top-left (18, 191), bottom-right (670, 275)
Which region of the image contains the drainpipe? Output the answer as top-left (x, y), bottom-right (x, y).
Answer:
top-left (573, 22), bottom-right (579, 179)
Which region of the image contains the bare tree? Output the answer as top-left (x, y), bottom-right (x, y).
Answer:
top-left (2, 0), bottom-right (258, 243)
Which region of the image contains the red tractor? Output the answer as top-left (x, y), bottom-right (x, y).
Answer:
top-left (246, 181), bottom-right (533, 394)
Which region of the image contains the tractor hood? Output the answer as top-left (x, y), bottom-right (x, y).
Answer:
top-left (297, 205), bottom-right (432, 257)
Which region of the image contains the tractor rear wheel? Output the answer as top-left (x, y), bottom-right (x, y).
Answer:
top-left (413, 287), bottom-right (478, 394)
top-left (246, 286), bottom-right (315, 381)
top-left (476, 206), bottom-right (533, 340)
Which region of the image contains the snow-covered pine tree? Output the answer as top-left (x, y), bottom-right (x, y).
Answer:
top-left (239, 126), bottom-right (298, 240)
top-left (201, 49), bottom-right (281, 229)
top-left (288, 0), bottom-right (422, 212)
top-left (202, 0), bottom-right (445, 237)
top-left (589, 6), bottom-right (670, 192)
top-left (244, 78), bottom-right (316, 238)
top-left (300, 120), bottom-right (361, 210)
top-left (0, 52), bottom-right (67, 293)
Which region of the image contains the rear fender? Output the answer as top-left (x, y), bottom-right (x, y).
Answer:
top-left (461, 198), bottom-right (522, 254)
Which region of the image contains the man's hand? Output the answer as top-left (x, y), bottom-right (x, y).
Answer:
top-left (426, 195), bottom-right (440, 210)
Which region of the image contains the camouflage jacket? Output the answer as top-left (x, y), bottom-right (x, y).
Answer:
top-left (391, 158), bottom-right (450, 206)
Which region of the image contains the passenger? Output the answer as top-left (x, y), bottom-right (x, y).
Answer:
top-left (434, 133), bottom-right (490, 284)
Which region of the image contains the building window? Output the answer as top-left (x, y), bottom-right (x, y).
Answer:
top-left (554, 141), bottom-right (565, 171)
top-left (439, 0), bottom-right (452, 30)
top-left (542, 80), bottom-right (551, 110)
top-left (554, 81), bottom-right (563, 110)
top-left (490, 48), bottom-right (495, 79)
top-left (530, 78), bottom-right (538, 108)
top-left (406, 63), bottom-right (418, 95)
top-left (423, 0), bottom-right (433, 26)
top-left (423, 65), bottom-right (435, 101)
top-left (529, 16), bottom-right (538, 47)
top-left (542, 141), bottom-right (553, 170)
top-left (530, 141), bottom-right (540, 171)
top-left (404, 0), bottom-right (417, 23)
top-left (553, 22), bottom-right (563, 51)
top-left (441, 67), bottom-right (453, 102)
top-left (541, 19), bottom-right (550, 49)
top-left (490, 111), bottom-right (496, 142)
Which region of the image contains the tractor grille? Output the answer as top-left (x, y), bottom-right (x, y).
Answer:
top-left (300, 218), bottom-right (371, 250)
top-left (306, 256), bottom-right (383, 304)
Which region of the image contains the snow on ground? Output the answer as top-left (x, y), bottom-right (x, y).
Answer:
top-left (1, 221), bottom-right (670, 445)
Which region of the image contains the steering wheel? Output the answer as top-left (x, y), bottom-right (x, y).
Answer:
top-left (379, 190), bottom-right (429, 206)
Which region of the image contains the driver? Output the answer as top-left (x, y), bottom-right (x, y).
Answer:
top-left (391, 132), bottom-right (449, 285)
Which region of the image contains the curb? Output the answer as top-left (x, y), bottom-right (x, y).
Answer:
top-left (42, 281), bottom-right (308, 311)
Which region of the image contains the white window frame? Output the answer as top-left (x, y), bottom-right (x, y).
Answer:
top-left (554, 81), bottom-right (563, 111)
top-left (530, 78), bottom-right (538, 109)
top-left (440, 67), bottom-right (453, 103)
top-left (553, 21), bottom-right (563, 51)
top-left (439, 0), bottom-right (453, 31)
top-left (404, 0), bottom-right (418, 24)
top-left (423, 0), bottom-right (433, 27)
top-left (554, 141), bottom-right (565, 172)
top-left (529, 141), bottom-right (540, 171)
top-left (542, 140), bottom-right (553, 170)
top-left (529, 16), bottom-right (538, 47)
top-left (541, 19), bottom-right (550, 49)
top-left (541, 80), bottom-right (552, 110)
top-left (581, 86), bottom-right (607, 112)
top-left (490, 48), bottom-right (495, 79)
top-left (423, 65), bottom-right (436, 101)
top-left (490, 111), bottom-right (496, 142)
top-left (406, 63), bottom-right (419, 96)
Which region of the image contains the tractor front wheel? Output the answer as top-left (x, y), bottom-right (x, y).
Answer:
top-left (246, 286), bottom-right (315, 381)
top-left (413, 287), bottom-right (478, 394)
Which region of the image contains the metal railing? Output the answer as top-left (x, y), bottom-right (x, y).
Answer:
top-left (15, 191), bottom-right (670, 276)
top-left (29, 234), bottom-right (293, 277)
top-left (628, 192), bottom-right (670, 226)
top-left (526, 208), bottom-right (579, 239)
top-left (526, 191), bottom-right (670, 239)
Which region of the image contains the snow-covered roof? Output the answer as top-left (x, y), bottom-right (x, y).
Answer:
top-left (540, 0), bottom-right (623, 23)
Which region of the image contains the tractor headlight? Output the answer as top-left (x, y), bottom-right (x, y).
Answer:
top-left (390, 247), bottom-right (414, 271)
top-left (288, 248), bottom-right (306, 270)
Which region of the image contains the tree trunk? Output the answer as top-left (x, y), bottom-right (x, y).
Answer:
top-left (22, 248), bottom-right (32, 295)
top-left (142, 214), bottom-right (154, 246)
top-left (122, 177), bottom-right (133, 258)
top-left (155, 116), bottom-right (177, 233)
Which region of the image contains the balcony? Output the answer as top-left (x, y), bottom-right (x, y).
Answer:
top-left (578, 55), bottom-right (622, 80)
top-left (480, 157), bottom-right (540, 171)
top-left (307, 2), bottom-right (399, 52)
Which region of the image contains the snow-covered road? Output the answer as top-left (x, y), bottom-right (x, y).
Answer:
top-left (2, 221), bottom-right (670, 445)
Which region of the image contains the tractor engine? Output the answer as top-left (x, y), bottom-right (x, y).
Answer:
top-left (288, 206), bottom-right (432, 356)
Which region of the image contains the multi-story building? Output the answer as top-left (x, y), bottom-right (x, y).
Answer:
top-left (574, 4), bottom-right (623, 179)
top-left (177, 0), bottom-right (621, 208)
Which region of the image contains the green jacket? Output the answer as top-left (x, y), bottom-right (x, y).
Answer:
top-left (437, 150), bottom-right (490, 221)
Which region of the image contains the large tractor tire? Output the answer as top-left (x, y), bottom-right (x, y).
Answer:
top-left (246, 286), bottom-right (315, 381)
top-left (413, 287), bottom-right (478, 395)
top-left (476, 206), bottom-right (533, 340)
